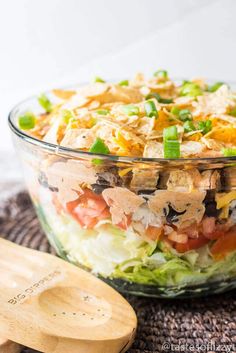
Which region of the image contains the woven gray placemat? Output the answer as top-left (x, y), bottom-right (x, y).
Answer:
top-left (1, 191), bottom-right (236, 353)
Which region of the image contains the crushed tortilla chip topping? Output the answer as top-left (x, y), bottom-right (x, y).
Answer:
top-left (21, 73), bottom-right (236, 158)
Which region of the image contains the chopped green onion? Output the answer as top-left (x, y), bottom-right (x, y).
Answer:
top-left (146, 92), bottom-right (173, 104)
top-left (154, 69), bottom-right (168, 80)
top-left (96, 109), bottom-right (109, 115)
top-left (198, 120), bottom-right (212, 134)
top-left (170, 106), bottom-right (180, 116)
top-left (229, 108), bottom-right (236, 117)
top-left (62, 110), bottom-right (73, 123)
top-left (164, 140), bottom-right (180, 159)
top-left (146, 92), bottom-right (161, 101)
top-left (144, 100), bottom-right (158, 118)
top-left (122, 104), bottom-right (139, 116)
top-left (159, 97), bottom-right (173, 104)
top-left (163, 125), bottom-right (180, 158)
top-left (179, 109), bottom-right (192, 122)
top-left (222, 148), bottom-right (236, 157)
top-left (184, 120), bottom-right (196, 133)
top-left (38, 94), bottom-right (52, 113)
top-left (207, 82), bottom-right (224, 93)
top-left (180, 82), bottom-right (202, 98)
top-left (92, 159), bottom-right (103, 165)
top-left (118, 80), bottom-right (129, 86)
top-left (89, 138), bottom-right (110, 154)
top-left (18, 112), bottom-right (36, 130)
top-left (93, 76), bottom-right (106, 83)
top-left (163, 125), bottom-right (178, 140)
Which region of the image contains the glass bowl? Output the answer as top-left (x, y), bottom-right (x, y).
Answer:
top-left (8, 90), bottom-right (236, 298)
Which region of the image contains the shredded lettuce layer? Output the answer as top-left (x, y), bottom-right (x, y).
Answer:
top-left (36, 190), bottom-right (236, 288)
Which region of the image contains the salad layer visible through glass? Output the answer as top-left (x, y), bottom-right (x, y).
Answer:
top-left (9, 71), bottom-right (236, 297)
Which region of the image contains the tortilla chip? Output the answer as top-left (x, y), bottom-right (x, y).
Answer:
top-left (53, 89), bottom-right (76, 100)
top-left (180, 141), bottom-right (205, 157)
top-left (194, 85), bottom-right (235, 116)
top-left (206, 127), bottom-right (236, 144)
top-left (143, 141), bottom-right (163, 158)
top-left (60, 128), bottom-right (95, 149)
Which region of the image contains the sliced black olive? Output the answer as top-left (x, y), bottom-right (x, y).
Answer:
top-left (165, 204), bottom-right (186, 225)
top-left (137, 189), bottom-right (155, 201)
top-left (137, 189), bottom-right (156, 195)
top-left (96, 167), bottom-right (123, 187)
top-left (203, 190), bottom-right (220, 217)
top-left (38, 172), bottom-right (58, 192)
top-left (91, 184), bottom-right (111, 195)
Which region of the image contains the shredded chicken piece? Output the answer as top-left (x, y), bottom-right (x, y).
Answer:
top-left (167, 169), bottom-right (202, 192)
top-left (130, 168), bottom-right (159, 191)
top-left (198, 170), bottom-right (221, 190)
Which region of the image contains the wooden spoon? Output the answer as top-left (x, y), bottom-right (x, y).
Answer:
top-left (0, 238), bottom-right (137, 353)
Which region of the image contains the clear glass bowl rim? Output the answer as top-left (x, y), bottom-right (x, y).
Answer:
top-left (8, 81), bottom-right (236, 165)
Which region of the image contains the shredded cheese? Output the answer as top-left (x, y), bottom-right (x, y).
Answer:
top-left (216, 191), bottom-right (236, 209)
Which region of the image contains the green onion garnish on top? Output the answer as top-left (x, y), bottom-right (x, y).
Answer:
top-left (159, 97), bottom-right (173, 104)
top-left (93, 76), bottom-right (106, 83)
top-left (179, 109), bottom-right (192, 122)
top-left (170, 106), bottom-right (180, 116)
top-left (183, 120), bottom-right (196, 133)
top-left (38, 94), bottom-right (52, 113)
top-left (207, 82), bottom-right (224, 93)
top-left (180, 82), bottom-right (202, 98)
top-left (62, 110), bottom-right (73, 124)
top-left (146, 92), bottom-right (161, 101)
top-left (144, 100), bottom-right (158, 118)
top-left (222, 148), bottom-right (236, 157)
top-left (164, 125), bottom-right (178, 140)
top-left (154, 70), bottom-right (168, 80)
top-left (18, 112), bottom-right (36, 130)
top-left (163, 125), bottom-right (180, 158)
top-left (89, 138), bottom-right (110, 154)
top-left (198, 120), bottom-right (212, 134)
top-left (96, 109), bottom-right (109, 115)
top-left (146, 92), bottom-right (173, 104)
top-left (118, 80), bottom-right (129, 86)
top-left (122, 104), bottom-right (139, 116)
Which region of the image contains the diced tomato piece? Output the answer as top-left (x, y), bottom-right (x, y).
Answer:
top-left (66, 188), bottom-right (110, 228)
top-left (175, 234), bottom-right (209, 253)
top-left (211, 230), bottom-right (236, 260)
top-left (117, 214), bottom-right (132, 230)
top-left (168, 231), bottom-right (188, 244)
top-left (202, 217), bottom-right (215, 235)
top-left (66, 196), bottom-right (82, 214)
top-left (99, 208), bottom-right (111, 220)
top-left (204, 229), bottom-right (225, 240)
top-left (179, 223), bottom-right (198, 239)
top-left (146, 225), bottom-right (163, 241)
top-left (202, 217), bottom-right (227, 240)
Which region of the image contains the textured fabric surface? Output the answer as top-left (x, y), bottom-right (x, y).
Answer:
top-left (1, 191), bottom-right (236, 353)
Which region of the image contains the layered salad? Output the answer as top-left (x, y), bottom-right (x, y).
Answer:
top-left (16, 71), bottom-right (236, 295)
